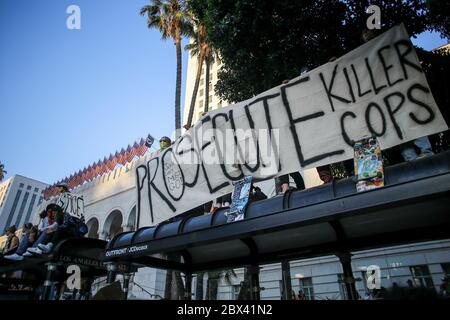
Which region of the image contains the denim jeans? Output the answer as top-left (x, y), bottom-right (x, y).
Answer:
top-left (15, 233), bottom-right (30, 255)
top-left (32, 231), bottom-right (48, 248)
top-left (399, 136), bottom-right (434, 161)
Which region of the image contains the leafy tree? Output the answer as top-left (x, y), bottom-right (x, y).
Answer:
top-left (189, 0), bottom-right (450, 160)
top-left (190, 0), bottom-right (447, 103)
top-left (141, 0), bottom-right (191, 137)
top-left (427, 0), bottom-right (450, 38)
top-left (416, 47), bottom-right (450, 153)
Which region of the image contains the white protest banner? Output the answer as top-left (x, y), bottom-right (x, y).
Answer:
top-left (136, 24), bottom-right (448, 227)
top-left (55, 192), bottom-right (85, 219)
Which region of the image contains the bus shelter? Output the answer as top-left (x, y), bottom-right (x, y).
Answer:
top-left (0, 238), bottom-right (134, 300)
top-left (104, 151), bottom-right (450, 300)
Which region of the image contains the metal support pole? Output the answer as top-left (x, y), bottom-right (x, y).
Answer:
top-left (249, 265), bottom-right (261, 300)
top-left (42, 263), bottom-right (58, 300)
top-left (106, 263), bottom-right (118, 284)
top-left (72, 288), bottom-right (78, 300)
top-left (122, 273), bottom-right (131, 300)
top-left (84, 278), bottom-right (94, 300)
top-left (184, 272), bottom-right (192, 300)
top-left (281, 260), bottom-right (293, 300)
top-left (336, 252), bottom-right (358, 300)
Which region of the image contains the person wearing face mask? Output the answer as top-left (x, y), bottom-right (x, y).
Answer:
top-left (159, 136), bottom-right (172, 151)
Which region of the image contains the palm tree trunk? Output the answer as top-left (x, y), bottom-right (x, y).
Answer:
top-left (186, 50), bottom-right (205, 127)
top-left (203, 57), bottom-right (211, 113)
top-left (175, 32), bottom-right (182, 138)
top-left (196, 272), bottom-right (204, 300)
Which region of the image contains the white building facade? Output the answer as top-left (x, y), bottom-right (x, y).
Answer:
top-left (214, 240), bottom-right (450, 300)
top-left (0, 175), bottom-right (48, 235)
top-left (183, 54), bottom-right (227, 126)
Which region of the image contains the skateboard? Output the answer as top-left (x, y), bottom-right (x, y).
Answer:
top-left (353, 137), bottom-right (384, 192)
top-left (225, 176), bottom-right (253, 223)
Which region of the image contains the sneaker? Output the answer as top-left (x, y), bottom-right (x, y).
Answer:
top-left (27, 247), bottom-right (43, 255)
top-left (4, 253), bottom-right (24, 261)
top-left (417, 152), bottom-right (434, 159)
top-left (22, 252), bottom-right (33, 257)
top-left (38, 243), bottom-right (53, 253)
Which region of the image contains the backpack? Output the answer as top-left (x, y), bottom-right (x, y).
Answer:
top-left (77, 223), bottom-right (88, 236)
top-left (67, 215), bottom-right (88, 237)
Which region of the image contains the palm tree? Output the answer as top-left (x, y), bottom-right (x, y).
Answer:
top-left (202, 46), bottom-right (214, 113)
top-left (185, 23), bottom-right (206, 128)
top-left (0, 162), bottom-right (7, 181)
top-left (184, 6), bottom-right (216, 128)
top-left (141, 0), bottom-right (191, 138)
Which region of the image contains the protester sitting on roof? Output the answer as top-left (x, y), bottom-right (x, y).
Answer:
top-left (23, 206), bottom-right (59, 256)
top-left (29, 225), bottom-right (38, 246)
top-left (26, 204), bottom-right (80, 255)
top-left (1, 226), bottom-right (19, 257)
top-left (4, 223), bottom-right (34, 261)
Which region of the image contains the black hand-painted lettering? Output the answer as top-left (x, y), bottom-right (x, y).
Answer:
top-left (365, 57), bottom-right (387, 94)
top-left (351, 64), bottom-right (372, 98)
top-left (343, 67), bottom-right (356, 103)
top-left (212, 112), bottom-right (244, 181)
top-left (176, 134), bottom-right (200, 188)
top-left (365, 102), bottom-right (386, 137)
top-left (407, 83), bottom-right (435, 125)
top-left (261, 93), bottom-right (282, 172)
top-left (340, 111), bottom-right (357, 147)
top-left (161, 148), bottom-right (185, 201)
top-left (394, 39), bottom-right (423, 80)
top-left (383, 91), bottom-right (405, 140)
top-left (136, 164), bottom-right (148, 225)
top-left (319, 64), bottom-right (352, 112)
top-left (281, 77), bottom-right (345, 167)
top-left (378, 45), bottom-right (403, 87)
top-left (147, 157), bottom-right (176, 224)
top-left (195, 115), bottom-right (230, 193)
